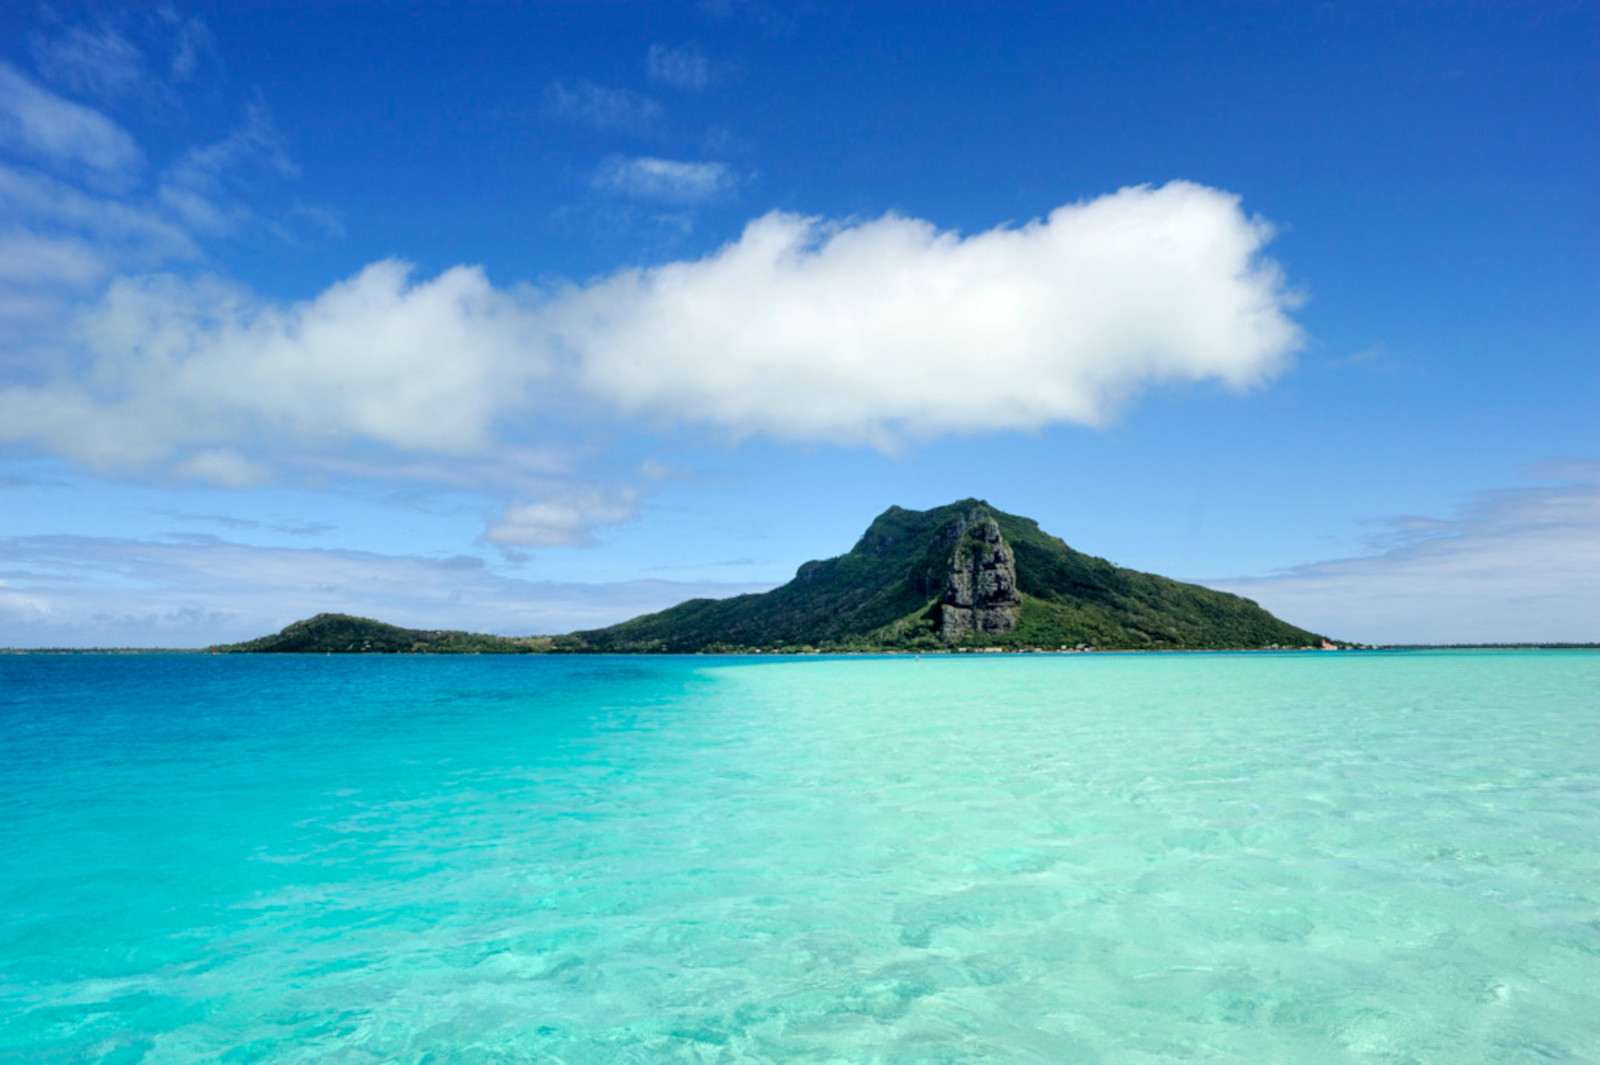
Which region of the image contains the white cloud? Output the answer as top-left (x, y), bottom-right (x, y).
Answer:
top-left (592, 156), bottom-right (735, 202)
top-left (0, 260), bottom-right (548, 471)
top-left (647, 44), bottom-right (714, 91)
top-left (541, 80), bottom-right (664, 134)
top-left (552, 181), bottom-right (1303, 446)
top-left (0, 181), bottom-right (1306, 482)
top-left (0, 533), bottom-right (772, 647)
top-left (1210, 463), bottom-right (1600, 645)
top-left (486, 486), bottom-right (641, 547)
top-left (0, 63), bottom-right (142, 178)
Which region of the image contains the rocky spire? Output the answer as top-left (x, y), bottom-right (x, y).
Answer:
top-left (937, 509), bottom-right (1022, 641)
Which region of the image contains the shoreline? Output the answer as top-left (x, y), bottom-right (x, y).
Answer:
top-left (5, 644), bottom-right (1597, 656)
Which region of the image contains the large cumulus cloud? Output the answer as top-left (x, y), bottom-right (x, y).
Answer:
top-left (552, 181), bottom-right (1301, 446)
top-left (2, 181), bottom-right (1305, 477)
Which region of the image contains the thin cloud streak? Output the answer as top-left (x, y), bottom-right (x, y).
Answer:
top-left (30, 22), bottom-right (145, 102)
top-left (592, 156), bottom-right (736, 202)
top-left (0, 163), bottom-right (199, 267)
top-left (1, 8), bottom-right (327, 356)
top-left (646, 43), bottom-right (715, 90)
top-left (0, 62), bottom-right (142, 177)
top-left (541, 80), bottom-right (664, 134)
top-left (487, 486), bottom-right (642, 547)
top-left (157, 102), bottom-right (299, 236)
top-left (29, 9), bottom-right (220, 104)
top-left (1209, 464), bottom-right (1600, 644)
top-left (0, 533), bottom-right (773, 647)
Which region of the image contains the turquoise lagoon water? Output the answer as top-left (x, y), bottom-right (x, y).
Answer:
top-left (1, 651), bottom-right (1597, 1063)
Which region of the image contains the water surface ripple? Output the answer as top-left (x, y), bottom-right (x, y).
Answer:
top-left (2, 651), bottom-right (1596, 1062)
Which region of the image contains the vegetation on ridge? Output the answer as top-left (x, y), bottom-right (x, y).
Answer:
top-left (564, 499), bottom-right (1333, 653)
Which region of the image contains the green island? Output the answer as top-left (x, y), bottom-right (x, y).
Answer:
top-left (222, 499), bottom-right (1357, 654)
top-left (223, 615), bottom-right (555, 655)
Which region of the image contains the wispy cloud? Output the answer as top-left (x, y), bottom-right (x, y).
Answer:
top-left (166, 11), bottom-right (218, 83)
top-left (30, 22), bottom-right (145, 102)
top-left (0, 63), bottom-right (142, 178)
top-left (293, 446), bottom-right (578, 493)
top-left (541, 80), bottom-right (664, 135)
top-left (157, 101), bottom-right (299, 235)
top-left (158, 511), bottom-right (336, 537)
top-left (646, 43), bottom-right (715, 91)
top-left (0, 17), bottom-right (312, 340)
top-left (592, 156), bottom-right (736, 202)
top-left (1327, 341), bottom-right (1420, 373)
top-left (694, 0), bottom-right (799, 34)
top-left (1209, 463), bottom-right (1600, 644)
top-left (0, 163), bottom-right (198, 266)
top-left (171, 448), bottom-right (272, 487)
top-left (0, 161), bottom-right (197, 337)
top-left (0, 533), bottom-right (772, 646)
top-left (486, 486), bottom-right (641, 547)
top-left (29, 9), bottom-right (220, 103)
top-left (273, 520), bottom-right (335, 537)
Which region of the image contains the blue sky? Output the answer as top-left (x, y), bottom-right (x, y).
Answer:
top-left (0, 1), bottom-right (1595, 647)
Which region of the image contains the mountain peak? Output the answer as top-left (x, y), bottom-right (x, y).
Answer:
top-left (574, 499), bottom-right (1328, 652)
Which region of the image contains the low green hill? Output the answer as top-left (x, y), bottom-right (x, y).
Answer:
top-left (565, 499), bottom-right (1331, 652)
top-left (222, 613), bottom-right (550, 654)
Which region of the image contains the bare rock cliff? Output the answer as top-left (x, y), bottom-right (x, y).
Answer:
top-left (938, 512), bottom-right (1022, 641)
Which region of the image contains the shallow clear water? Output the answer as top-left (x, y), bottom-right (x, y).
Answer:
top-left (1, 651), bottom-right (1597, 1063)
